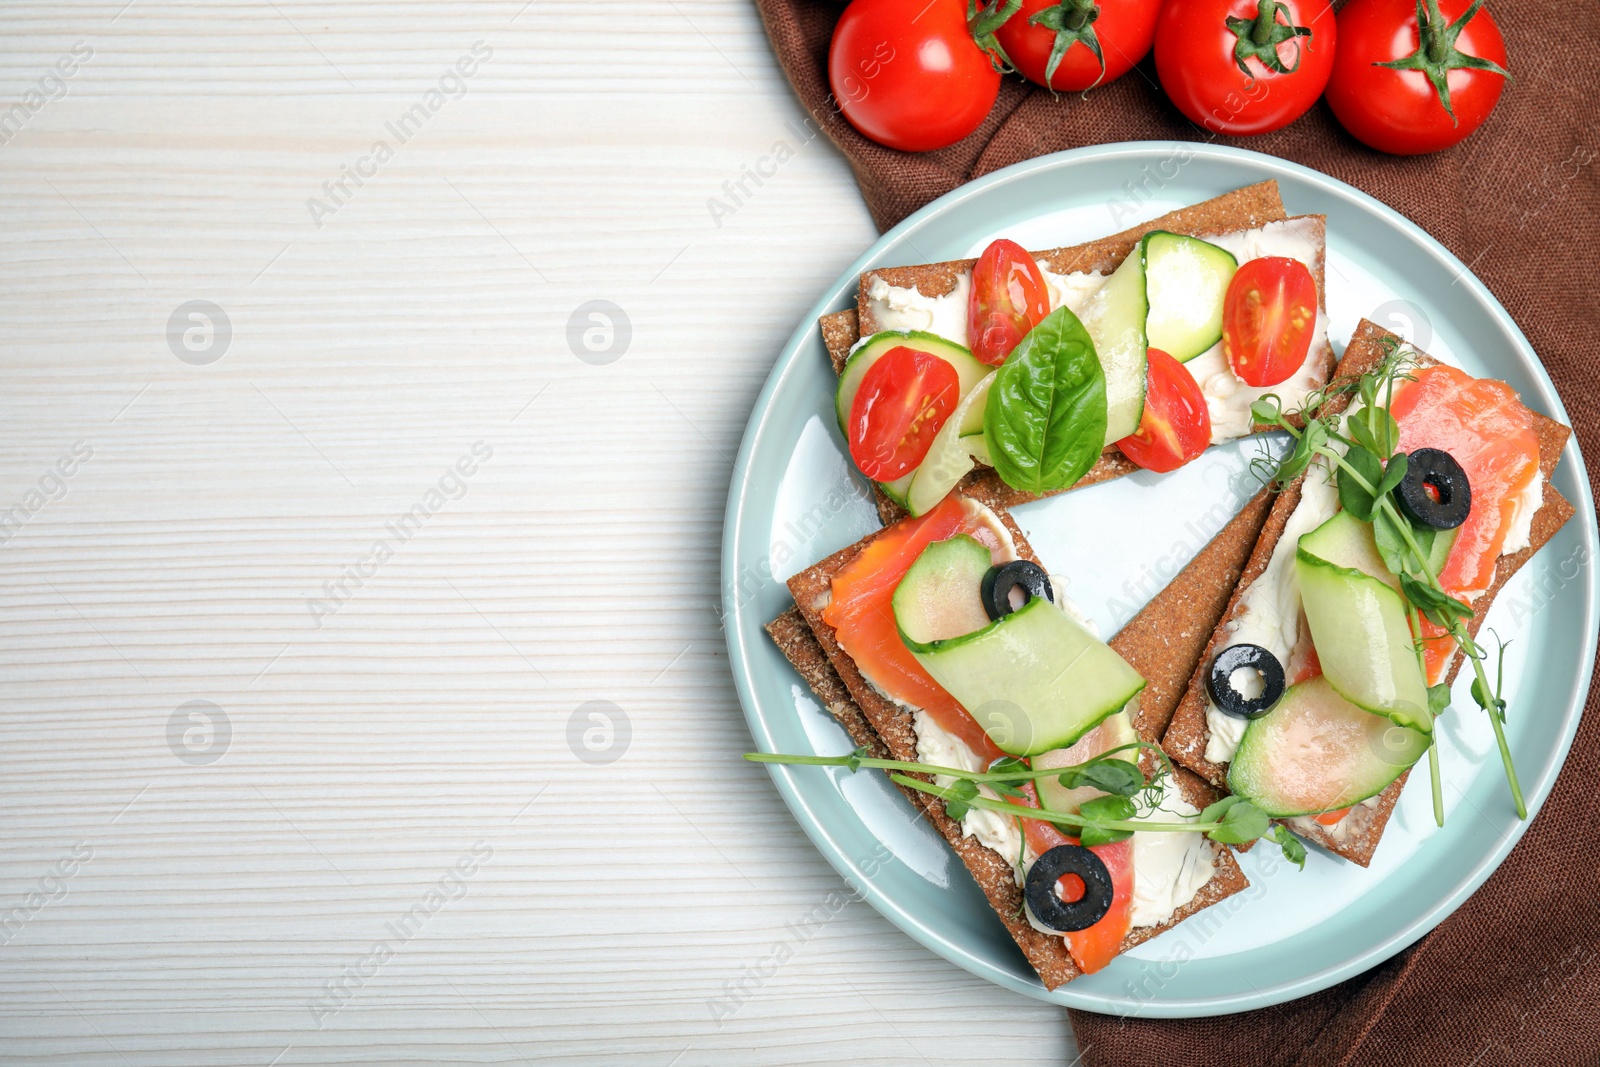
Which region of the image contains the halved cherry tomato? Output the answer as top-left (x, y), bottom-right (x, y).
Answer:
top-left (1115, 348), bottom-right (1211, 473)
top-left (1222, 257), bottom-right (1318, 387)
top-left (847, 347), bottom-right (960, 480)
top-left (968, 238), bottom-right (1051, 367)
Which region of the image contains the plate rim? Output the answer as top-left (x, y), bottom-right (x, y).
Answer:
top-left (721, 140), bottom-right (1599, 1016)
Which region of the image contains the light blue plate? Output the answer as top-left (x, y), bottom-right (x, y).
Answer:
top-left (721, 142), bottom-right (1597, 1017)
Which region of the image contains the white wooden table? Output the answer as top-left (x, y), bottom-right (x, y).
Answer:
top-left (0, 2), bottom-right (1076, 1062)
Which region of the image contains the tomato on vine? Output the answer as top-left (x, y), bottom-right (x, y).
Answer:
top-left (829, 0), bottom-right (1017, 153)
top-left (994, 0), bottom-right (1161, 93)
top-left (1326, 0), bottom-right (1510, 155)
top-left (1154, 0), bottom-right (1336, 136)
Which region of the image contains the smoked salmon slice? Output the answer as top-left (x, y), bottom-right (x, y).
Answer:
top-left (1004, 782), bottom-right (1134, 975)
top-left (821, 495), bottom-right (1006, 763)
top-left (823, 492), bottom-right (1136, 972)
top-left (1390, 366), bottom-right (1540, 683)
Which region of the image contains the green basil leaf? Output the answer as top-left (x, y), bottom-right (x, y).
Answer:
top-left (1338, 445), bottom-right (1384, 521)
top-left (984, 306), bottom-right (1108, 495)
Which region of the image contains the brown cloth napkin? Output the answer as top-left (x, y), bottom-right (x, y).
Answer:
top-left (752, 2), bottom-right (1600, 1062)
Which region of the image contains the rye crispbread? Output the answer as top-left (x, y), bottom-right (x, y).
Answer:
top-left (766, 497), bottom-right (1267, 989)
top-left (816, 181), bottom-right (1336, 523)
top-left (1160, 320), bottom-right (1577, 866)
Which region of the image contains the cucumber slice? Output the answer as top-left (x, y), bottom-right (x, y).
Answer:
top-left (1075, 249), bottom-right (1148, 444)
top-left (961, 431), bottom-right (992, 467)
top-left (891, 534), bottom-right (992, 646)
top-left (904, 375), bottom-right (995, 516)
top-left (877, 472), bottom-right (915, 508)
top-left (897, 594), bottom-right (1146, 758)
top-left (1034, 708), bottom-right (1139, 814)
top-left (1297, 512), bottom-right (1432, 733)
top-left (835, 331), bottom-right (991, 438)
top-left (1227, 675), bottom-right (1429, 817)
top-left (1141, 231), bottom-right (1237, 363)
top-left (1301, 508), bottom-right (1402, 590)
top-left (958, 377), bottom-right (989, 435)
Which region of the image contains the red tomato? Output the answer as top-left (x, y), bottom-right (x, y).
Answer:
top-left (829, 0), bottom-right (1001, 153)
top-left (994, 0), bottom-right (1160, 92)
top-left (1154, 0), bottom-right (1336, 135)
top-left (1325, 0), bottom-right (1510, 155)
top-left (968, 238), bottom-right (1051, 366)
top-left (1222, 257), bottom-right (1318, 387)
top-left (848, 347), bottom-right (960, 480)
top-left (1115, 349), bottom-right (1211, 473)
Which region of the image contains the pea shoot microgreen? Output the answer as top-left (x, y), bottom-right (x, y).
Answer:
top-left (1249, 339), bottom-right (1526, 823)
top-left (744, 743), bottom-right (1308, 869)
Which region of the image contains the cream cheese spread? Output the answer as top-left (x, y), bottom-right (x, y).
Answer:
top-left (1203, 460), bottom-right (1340, 764)
top-left (1499, 466), bottom-right (1544, 558)
top-left (1128, 773), bottom-right (1216, 928)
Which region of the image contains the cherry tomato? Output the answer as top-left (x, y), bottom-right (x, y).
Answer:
top-left (1222, 257), bottom-right (1318, 387)
top-left (1154, 0), bottom-right (1336, 136)
top-left (848, 347), bottom-right (960, 480)
top-left (829, 0), bottom-right (1001, 153)
top-left (968, 238), bottom-right (1051, 367)
top-left (1326, 0), bottom-right (1509, 155)
top-left (1115, 349), bottom-right (1211, 473)
top-left (994, 0), bottom-right (1160, 92)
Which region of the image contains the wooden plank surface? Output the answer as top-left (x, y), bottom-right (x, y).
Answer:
top-left (0, 2), bottom-right (1076, 1062)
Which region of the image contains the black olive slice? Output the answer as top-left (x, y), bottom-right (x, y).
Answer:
top-left (980, 560), bottom-right (1055, 621)
top-left (1396, 447), bottom-right (1472, 530)
top-left (1025, 844), bottom-right (1113, 932)
top-left (1207, 643), bottom-right (1286, 720)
